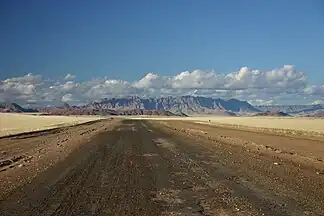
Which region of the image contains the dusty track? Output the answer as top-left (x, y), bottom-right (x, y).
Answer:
top-left (0, 119), bottom-right (324, 215)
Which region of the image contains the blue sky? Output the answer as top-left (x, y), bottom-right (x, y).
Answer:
top-left (1, 0), bottom-right (324, 105)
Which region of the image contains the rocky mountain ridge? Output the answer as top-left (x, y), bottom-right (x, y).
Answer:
top-left (40, 106), bottom-right (185, 117)
top-left (85, 96), bottom-right (258, 115)
top-left (256, 104), bottom-right (324, 115)
top-left (0, 102), bottom-right (38, 113)
top-left (2, 96), bottom-right (323, 117)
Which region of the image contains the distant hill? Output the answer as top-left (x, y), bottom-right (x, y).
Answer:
top-left (85, 96), bottom-right (259, 115)
top-left (40, 106), bottom-right (118, 116)
top-left (0, 102), bottom-right (38, 113)
top-left (256, 104), bottom-right (324, 115)
top-left (254, 111), bottom-right (291, 117)
top-left (0, 96), bottom-right (261, 116)
top-left (304, 110), bottom-right (324, 118)
top-left (313, 110), bottom-right (324, 117)
top-left (40, 106), bottom-right (185, 117)
top-left (4, 97), bottom-right (324, 118)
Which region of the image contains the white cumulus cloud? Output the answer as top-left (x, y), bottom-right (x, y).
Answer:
top-left (64, 74), bottom-right (76, 80)
top-left (0, 65), bottom-right (322, 106)
top-left (61, 93), bottom-right (74, 102)
top-left (311, 100), bottom-right (324, 105)
top-left (133, 73), bottom-right (169, 89)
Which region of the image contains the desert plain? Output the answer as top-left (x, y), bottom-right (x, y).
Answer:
top-left (0, 113), bottom-right (105, 137)
top-left (0, 113), bottom-right (324, 215)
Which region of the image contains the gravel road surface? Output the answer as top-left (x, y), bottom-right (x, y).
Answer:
top-left (0, 119), bottom-right (323, 216)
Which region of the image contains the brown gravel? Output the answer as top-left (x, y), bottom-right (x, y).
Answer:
top-left (0, 119), bottom-right (323, 216)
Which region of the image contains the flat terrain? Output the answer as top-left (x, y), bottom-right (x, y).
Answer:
top-left (0, 113), bottom-right (104, 137)
top-left (130, 116), bottom-right (324, 135)
top-left (0, 119), bottom-right (324, 215)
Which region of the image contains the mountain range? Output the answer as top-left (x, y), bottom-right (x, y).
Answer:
top-left (1, 96), bottom-right (324, 117)
top-left (85, 96), bottom-right (258, 115)
top-left (0, 102), bottom-right (38, 113)
top-left (256, 104), bottom-right (324, 115)
top-left (40, 104), bottom-right (185, 117)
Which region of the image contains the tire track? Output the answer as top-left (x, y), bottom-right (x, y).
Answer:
top-left (1, 120), bottom-right (323, 215)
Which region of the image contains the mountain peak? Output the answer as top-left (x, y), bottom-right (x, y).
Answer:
top-left (84, 96), bottom-right (258, 115)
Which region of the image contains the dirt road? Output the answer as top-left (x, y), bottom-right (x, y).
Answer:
top-left (0, 119), bottom-right (324, 215)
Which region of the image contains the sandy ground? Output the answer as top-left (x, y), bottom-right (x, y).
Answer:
top-left (2, 113), bottom-right (324, 138)
top-left (128, 116), bottom-right (324, 135)
top-left (0, 119), bottom-right (324, 215)
top-left (0, 113), bottom-right (105, 137)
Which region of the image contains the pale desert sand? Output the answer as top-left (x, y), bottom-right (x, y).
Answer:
top-left (128, 116), bottom-right (324, 134)
top-left (0, 113), bottom-right (104, 137)
top-left (2, 113), bottom-right (324, 137)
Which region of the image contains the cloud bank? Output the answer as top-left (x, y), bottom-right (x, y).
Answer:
top-left (1, 65), bottom-right (323, 106)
